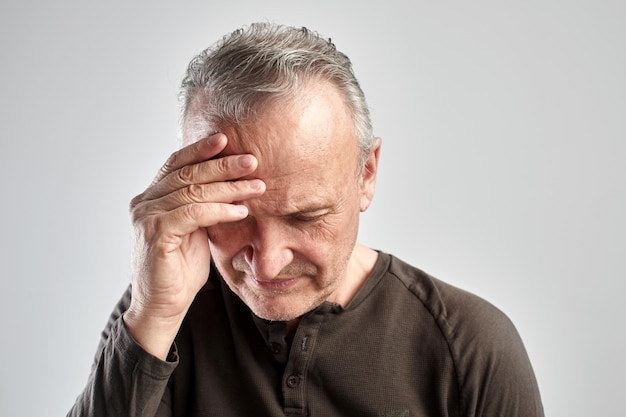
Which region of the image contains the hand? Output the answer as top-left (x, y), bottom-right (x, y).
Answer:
top-left (124, 133), bottom-right (265, 359)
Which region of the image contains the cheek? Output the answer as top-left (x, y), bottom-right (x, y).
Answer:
top-left (207, 223), bottom-right (248, 259)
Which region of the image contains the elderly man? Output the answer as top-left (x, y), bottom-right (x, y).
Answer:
top-left (69, 23), bottom-right (543, 416)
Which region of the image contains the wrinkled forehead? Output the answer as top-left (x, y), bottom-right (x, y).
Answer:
top-left (227, 122), bottom-right (359, 214)
top-left (186, 81), bottom-right (361, 177)
top-left (226, 115), bottom-right (358, 181)
top-left (227, 130), bottom-right (356, 191)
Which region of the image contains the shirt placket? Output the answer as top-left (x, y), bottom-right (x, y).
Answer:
top-left (282, 307), bottom-right (327, 417)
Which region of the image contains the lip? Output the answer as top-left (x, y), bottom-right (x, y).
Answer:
top-left (252, 277), bottom-right (298, 292)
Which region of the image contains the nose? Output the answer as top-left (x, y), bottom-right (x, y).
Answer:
top-left (244, 220), bottom-right (294, 281)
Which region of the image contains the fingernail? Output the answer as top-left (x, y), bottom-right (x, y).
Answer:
top-left (235, 205), bottom-right (249, 216)
top-left (248, 179), bottom-right (265, 191)
top-left (238, 155), bottom-right (255, 168)
top-left (207, 132), bottom-right (222, 145)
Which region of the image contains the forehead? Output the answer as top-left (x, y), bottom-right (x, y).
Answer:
top-left (228, 82), bottom-right (356, 156)
top-left (224, 82), bottom-right (360, 212)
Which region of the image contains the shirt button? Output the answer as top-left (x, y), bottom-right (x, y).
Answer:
top-left (270, 343), bottom-right (282, 355)
top-left (286, 375), bottom-right (300, 388)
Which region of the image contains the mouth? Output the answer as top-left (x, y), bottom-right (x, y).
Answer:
top-left (251, 276), bottom-right (299, 292)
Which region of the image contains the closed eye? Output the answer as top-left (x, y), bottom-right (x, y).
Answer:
top-left (287, 210), bottom-right (329, 224)
top-left (289, 213), bottom-right (325, 223)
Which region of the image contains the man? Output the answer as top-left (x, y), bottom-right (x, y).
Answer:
top-left (69, 23), bottom-right (543, 416)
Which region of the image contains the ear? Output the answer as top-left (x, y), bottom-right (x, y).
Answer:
top-left (359, 137), bottom-right (382, 212)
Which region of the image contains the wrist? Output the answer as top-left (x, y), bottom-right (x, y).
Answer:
top-left (123, 306), bottom-right (185, 361)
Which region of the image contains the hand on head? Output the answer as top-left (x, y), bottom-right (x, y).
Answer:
top-left (124, 133), bottom-right (265, 359)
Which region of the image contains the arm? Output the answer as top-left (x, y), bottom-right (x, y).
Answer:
top-left (67, 288), bottom-right (177, 417)
top-left (68, 133), bottom-right (266, 416)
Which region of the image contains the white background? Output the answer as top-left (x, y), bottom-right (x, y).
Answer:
top-left (1, 1), bottom-right (624, 416)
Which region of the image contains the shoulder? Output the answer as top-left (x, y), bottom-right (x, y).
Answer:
top-left (382, 253), bottom-right (544, 415)
top-left (384, 253), bottom-right (514, 338)
top-left (384, 253), bottom-right (524, 359)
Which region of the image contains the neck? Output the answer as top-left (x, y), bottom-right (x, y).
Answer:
top-left (326, 243), bottom-right (378, 308)
top-left (288, 244), bottom-right (378, 338)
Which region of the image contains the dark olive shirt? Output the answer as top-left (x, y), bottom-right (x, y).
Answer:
top-left (68, 252), bottom-right (544, 417)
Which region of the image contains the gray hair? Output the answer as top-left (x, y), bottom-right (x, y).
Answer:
top-left (179, 22), bottom-right (375, 167)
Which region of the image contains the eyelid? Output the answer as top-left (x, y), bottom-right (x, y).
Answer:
top-left (289, 210), bottom-right (329, 222)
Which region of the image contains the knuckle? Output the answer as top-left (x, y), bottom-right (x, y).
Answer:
top-left (163, 151), bottom-right (179, 173)
top-left (215, 157), bottom-right (231, 174)
top-left (129, 193), bottom-right (144, 211)
top-left (129, 205), bottom-right (141, 223)
top-left (132, 216), bottom-right (154, 242)
top-left (185, 184), bottom-right (205, 201)
top-left (153, 152), bottom-right (179, 184)
top-left (183, 203), bottom-right (203, 221)
top-left (129, 201), bottom-right (150, 224)
top-left (149, 217), bottom-right (168, 240)
top-left (178, 164), bottom-right (195, 183)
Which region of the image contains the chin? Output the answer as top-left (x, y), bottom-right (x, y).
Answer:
top-left (246, 294), bottom-right (323, 322)
top-left (249, 306), bottom-right (301, 322)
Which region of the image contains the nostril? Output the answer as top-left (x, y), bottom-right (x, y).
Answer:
top-left (245, 246), bottom-right (254, 264)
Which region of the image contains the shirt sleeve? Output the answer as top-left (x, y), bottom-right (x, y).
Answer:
top-left (67, 287), bottom-right (178, 417)
top-left (444, 289), bottom-right (544, 417)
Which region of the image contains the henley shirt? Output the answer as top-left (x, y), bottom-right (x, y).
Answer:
top-left (68, 251), bottom-right (544, 417)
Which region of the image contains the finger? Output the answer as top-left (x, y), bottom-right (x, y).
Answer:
top-left (152, 202), bottom-right (250, 243)
top-left (132, 178), bottom-right (266, 220)
top-left (137, 153), bottom-right (259, 204)
top-left (152, 133), bottom-right (228, 185)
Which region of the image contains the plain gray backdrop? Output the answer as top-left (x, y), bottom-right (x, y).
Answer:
top-left (1, 1), bottom-right (624, 416)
